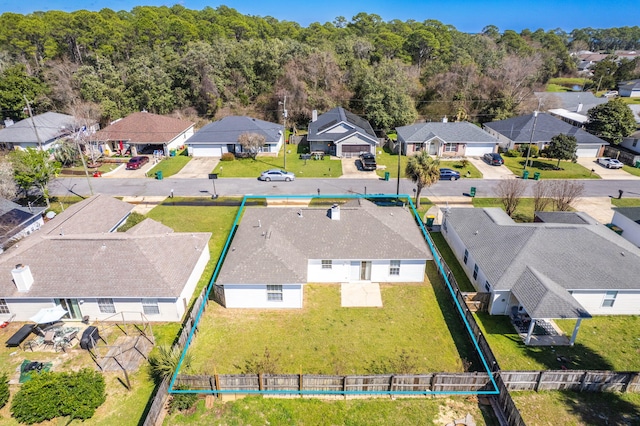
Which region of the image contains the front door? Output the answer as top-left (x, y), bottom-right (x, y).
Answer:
top-left (55, 299), bottom-right (82, 320)
top-left (360, 261), bottom-right (371, 281)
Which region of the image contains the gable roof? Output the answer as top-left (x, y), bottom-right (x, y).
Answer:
top-left (217, 200), bottom-right (431, 285)
top-left (396, 121), bottom-right (498, 144)
top-left (534, 92), bottom-right (607, 116)
top-left (307, 107), bottom-right (377, 144)
top-left (44, 194), bottom-right (133, 236)
top-left (0, 112), bottom-right (77, 144)
top-left (91, 112), bottom-right (194, 144)
top-left (619, 79), bottom-right (640, 92)
top-left (185, 116), bottom-right (282, 145)
top-left (483, 113), bottom-right (609, 146)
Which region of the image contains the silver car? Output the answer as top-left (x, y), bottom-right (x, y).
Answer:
top-left (259, 169), bottom-right (295, 182)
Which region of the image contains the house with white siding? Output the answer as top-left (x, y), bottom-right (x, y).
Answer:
top-left (611, 207), bottom-right (640, 248)
top-left (215, 200), bottom-right (431, 308)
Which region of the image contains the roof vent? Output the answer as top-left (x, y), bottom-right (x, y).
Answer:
top-left (576, 103), bottom-right (583, 113)
top-left (442, 116), bottom-right (448, 123)
top-left (329, 204), bottom-right (340, 221)
top-left (312, 110), bottom-right (318, 122)
top-left (297, 209), bottom-right (303, 218)
top-left (12, 264), bottom-right (34, 292)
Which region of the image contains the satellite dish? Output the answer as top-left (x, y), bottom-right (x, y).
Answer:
top-left (45, 211), bottom-right (56, 219)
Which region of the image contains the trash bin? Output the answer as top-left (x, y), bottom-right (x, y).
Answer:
top-left (533, 172), bottom-right (541, 180)
top-left (425, 215), bottom-right (435, 227)
top-left (80, 326), bottom-right (100, 350)
top-left (522, 170), bottom-right (529, 180)
top-left (636, 161), bottom-right (640, 168)
top-left (155, 170), bottom-right (163, 180)
top-left (470, 187), bottom-right (476, 197)
top-left (169, 150), bottom-right (176, 157)
top-left (384, 171), bottom-right (390, 181)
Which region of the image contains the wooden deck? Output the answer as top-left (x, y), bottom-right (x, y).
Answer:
top-left (94, 334), bottom-right (154, 372)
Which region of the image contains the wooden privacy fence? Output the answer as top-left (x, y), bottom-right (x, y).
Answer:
top-left (174, 372), bottom-right (493, 394)
top-left (501, 370), bottom-right (640, 393)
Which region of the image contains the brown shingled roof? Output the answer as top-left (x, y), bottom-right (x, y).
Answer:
top-left (91, 111), bottom-right (194, 144)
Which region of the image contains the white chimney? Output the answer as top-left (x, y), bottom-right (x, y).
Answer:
top-left (576, 103), bottom-right (583, 113)
top-left (442, 116), bottom-right (448, 123)
top-left (330, 204), bottom-right (340, 221)
top-left (312, 110), bottom-right (318, 122)
top-left (12, 264), bottom-right (34, 292)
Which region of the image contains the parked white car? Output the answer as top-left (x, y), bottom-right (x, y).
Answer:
top-left (597, 157), bottom-right (624, 169)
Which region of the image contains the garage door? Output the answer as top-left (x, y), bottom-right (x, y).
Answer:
top-left (340, 144), bottom-right (372, 157)
top-left (576, 147), bottom-right (599, 158)
top-left (191, 145), bottom-right (222, 157)
top-left (465, 144), bottom-right (497, 156)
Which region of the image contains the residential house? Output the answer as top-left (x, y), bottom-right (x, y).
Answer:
top-left (184, 116), bottom-right (283, 157)
top-left (483, 112), bottom-right (609, 157)
top-left (535, 92), bottom-right (608, 127)
top-left (91, 111), bottom-right (194, 157)
top-left (307, 107), bottom-right (378, 157)
top-left (0, 194), bottom-right (211, 322)
top-left (0, 112), bottom-right (90, 151)
top-left (215, 200), bottom-right (431, 308)
top-left (611, 207), bottom-right (640, 248)
top-left (441, 207), bottom-right (640, 343)
top-left (620, 129), bottom-right (640, 154)
top-left (0, 199), bottom-right (45, 249)
top-left (618, 79), bottom-right (640, 98)
top-left (396, 120), bottom-right (499, 157)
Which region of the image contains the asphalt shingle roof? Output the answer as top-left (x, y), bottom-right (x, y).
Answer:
top-left (185, 116), bottom-right (282, 144)
top-left (91, 111), bottom-right (194, 144)
top-left (307, 107), bottom-right (377, 144)
top-left (0, 112), bottom-right (77, 144)
top-left (44, 194), bottom-right (133, 236)
top-left (534, 92), bottom-right (607, 115)
top-left (396, 122), bottom-right (498, 144)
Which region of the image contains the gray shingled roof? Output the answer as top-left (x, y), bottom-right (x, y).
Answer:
top-left (483, 113), bottom-right (609, 146)
top-left (445, 208), bottom-right (640, 294)
top-left (534, 211), bottom-right (592, 225)
top-left (534, 92), bottom-right (607, 115)
top-left (44, 194), bottom-right (133, 236)
top-left (396, 122), bottom-right (498, 144)
top-left (307, 107), bottom-right (377, 144)
top-left (217, 200), bottom-right (431, 285)
top-left (613, 207), bottom-right (640, 223)
top-left (185, 116), bottom-right (283, 144)
top-left (0, 112), bottom-right (76, 144)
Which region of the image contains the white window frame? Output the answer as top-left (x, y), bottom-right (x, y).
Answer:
top-left (602, 291), bottom-right (617, 308)
top-left (142, 298), bottom-right (160, 315)
top-left (321, 260), bottom-right (332, 269)
top-left (0, 299), bottom-right (9, 315)
top-left (389, 260), bottom-right (401, 276)
top-left (473, 264), bottom-right (479, 280)
top-left (98, 298), bottom-right (116, 314)
top-left (444, 143), bottom-right (457, 152)
top-left (267, 285), bottom-right (283, 302)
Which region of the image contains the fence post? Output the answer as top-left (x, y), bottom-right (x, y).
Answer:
top-left (579, 371), bottom-right (589, 392)
top-left (534, 371), bottom-right (543, 392)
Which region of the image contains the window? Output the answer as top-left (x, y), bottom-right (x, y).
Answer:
top-left (634, 140), bottom-right (638, 147)
top-left (444, 143), bottom-right (457, 152)
top-left (463, 249), bottom-right (469, 265)
top-left (267, 285), bottom-right (283, 301)
top-left (485, 281), bottom-right (491, 292)
top-left (321, 260), bottom-right (332, 269)
top-left (602, 291), bottom-right (617, 308)
top-left (98, 298), bottom-right (116, 314)
top-left (415, 143), bottom-right (424, 151)
top-left (389, 260), bottom-right (401, 276)
top-left (0, 299), bottom-right (9, 315)
top-left (142, 299), bottom-right (160, 315)
top-left (473, 264), bottom-right (479, 280)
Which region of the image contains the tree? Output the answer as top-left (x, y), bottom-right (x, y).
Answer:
top-left (237, 132), bottom-right (265, 159)
top-left (532, 180), bottom-right (553, 213)
top-left (405, 151), bottom-right (439, 209)
top-left (495, 179), bottom-right (527, 217)
top-left (550, 180), bottom-right (584, 211)
top-left (0, 158), bottom-right (17, 200)
top-left (585, 99), bottom-right (636, 144)
top-left (9, 148), bottom-right (61, 206)
top-left (546, 134), bottom-right (577, 168)
top-left (148, 345), bottom-right (193, 383)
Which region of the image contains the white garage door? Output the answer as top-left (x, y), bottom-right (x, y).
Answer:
top-left (191, 145), bottom-right (222, 157)
top-left (465, 144), bottom-right (496, 156)
top-left (576, 147), bottom-right (599, 158)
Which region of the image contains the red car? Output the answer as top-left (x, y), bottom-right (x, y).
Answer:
top-left (126, 156), bottom-right (149, 170)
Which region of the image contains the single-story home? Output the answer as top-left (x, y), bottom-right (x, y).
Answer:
top-left (611, 207), bottom-right (640, 248)
top-left (0, 199), bottom-right (45, 249)
top-left (618, 79), bottom-right (640, 98)
top-left (483, 113), bottom-right (609, 158)
top-left (620, 130), bottom-right (640, 155)
top-left (0, 112), bottom-right (93, 151)
top-left (441, 207), bottom-right (640, 344)
top-left (184, 116), bottom-right (283, 157)
top-left (0, 194), bottom-right (211, 323)
top-left (307, 107), bottom-right (378, 157)
top-left (90, 111), bottom-right (194, 157)
top-left (535, 92), bottom-right (608, 128)
top-left (215, 199), bottom-right (431, 308)
top-left (395, 120), bottom-right (499, 157)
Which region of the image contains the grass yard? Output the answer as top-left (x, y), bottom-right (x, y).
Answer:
top-left (147, 152), bottom-right (192, 178)
top-left (472, 197), bottom-right (550, 223)
top-left (163, 395), bottom-right (499, 426)
top-left (623, 164), bottom-right (640, 176)
top-left (374, 148), bottom-right (482, 179)
top-left (511, 390), bottom-right (640, 426)
top-left (440, 160), bottom-right (482, 179)
top-left (612, 197), bottom-right (640, 207)
top-left (502, 156), bottom-right (600, 179)
top-left (429, 232), bottom-right (475, 292)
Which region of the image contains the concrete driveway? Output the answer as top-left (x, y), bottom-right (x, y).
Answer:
top-left (173, 157), bottom-right (219, 179)
top-left (103, 156), bottom-right (154, 178)
top-left (576, 157), bottom-right (640, 180)
top-left (339, 157), bottom-right (381, 179)
top-left (467, 156), bottom-right (515, 179)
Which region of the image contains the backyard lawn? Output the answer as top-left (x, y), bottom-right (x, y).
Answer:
top-left (502, 156), bottom-right (600, 179)
top-left (147, 152), bottom-right (192, 178)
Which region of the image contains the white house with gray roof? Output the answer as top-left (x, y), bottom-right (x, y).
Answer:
top-left (611, 207), bottom-right (640, 248)
top-left (0, 194), bottom-right (211, 323)
top-left (396, 120), bottom-right (499, 157)
top-left (535, 92), bottom-right (608, 127)
top-left (0, 112), bottom-right (91, 151)
top-left (216, 200), bottom-right (431, 308)
top-left (0, 199), bottom-right (45, 249)
top-left (442, 207), bottom-right (640, 344)
top-left (307, 107), bottom-right (378, 157)
top-left (185, 116), bottom-right (283, 157)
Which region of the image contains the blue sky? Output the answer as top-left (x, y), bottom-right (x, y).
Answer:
top-left (1, 0), bottom-right (638, 33)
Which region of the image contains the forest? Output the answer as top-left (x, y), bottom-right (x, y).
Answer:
top-left (1, 5), bottom-right (640, 131)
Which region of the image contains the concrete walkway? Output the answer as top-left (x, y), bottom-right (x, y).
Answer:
top-left (576, 157), bottom-right (640, 180)
top-left (173, 157), bottom-right (219, 179)
top-left (121, 196), bottom-right (168, 215)
top-left (573, 196), bottom-right (615, 224)
top-left (341, 282), bottom-right (383, 307)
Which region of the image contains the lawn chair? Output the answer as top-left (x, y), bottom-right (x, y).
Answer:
top-left (43, 331), bottom-right (55, 350)
top-left (55, 329), bottom-right (78, 352)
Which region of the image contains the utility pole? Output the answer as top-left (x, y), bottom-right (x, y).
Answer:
top-left (524, 99), bottom-right (542, 171)
top-left (396, 139), bottom-right (402, 197)
top-left (24, 95), bottom-right (43, 150)
top-left (279, 96), bottom-right (287, 170)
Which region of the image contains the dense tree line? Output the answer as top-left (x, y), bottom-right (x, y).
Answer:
top-left (0, 6), bottom-right (639, 131)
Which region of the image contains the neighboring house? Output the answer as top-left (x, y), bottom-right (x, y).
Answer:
top-left (396, 120), bottom-right (499, 157)
top-left (483, 113), bottom-right (609, 157)
top-left (91, 111), bottom-right (194, 156)
top-left (0, 199), bottom-right (45, 249)
top-left (215, 200), bottom-right (431, 308)
top-left (307, 107), bottom-right (378, 157)
top-left (441, 207), bottom-right (640, 343)
top-left (621, 129), bottom-right (640, 154)
top-left (185, 116), bottom-right (283, 157)
top-left (0, 194), bottom-right (211, 322)
top-left (618, 79), bottom-right (640, 98)
top-left (611, 207), bottom-right (640, 248)
top-left (535, 92), bottom-right (608, 127)
top-left (0, 112), bottom-right (86, 151)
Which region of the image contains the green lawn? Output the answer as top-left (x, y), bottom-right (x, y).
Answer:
top-left (623, 164), bottom-right (640, 176)
top-left (545, 84), bottom-right (573, 93)
top-left (374, 148), bottom-right (481, 179)
top-left (147, 153), bottom-right (192, 178)
top-left (502, 156), bottom-right (600, 179)
top-left (612, 197), bottom-right (640, 207)
top-left (472, 197), bottom-right (550, 223)
top-left (429, 232), bottom-right (475, 292)
top-left (163, 395), bottom-right (498, 426)
top-left (440, 160), bottom-right (483, 179)
top-left (512, 390), bottom-right (640, 426)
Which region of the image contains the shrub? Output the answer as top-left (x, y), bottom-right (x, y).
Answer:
top-left (168, 387), bottom-right (199, 414)
top-left (518, 144), bottom-right (539, 158)
top-left (0, 373), bottom-right (8, 409)
top-left (220, 152), bottom-right (235, 161)
top-left (11, 369), bottom-right (105, 424)
top-left (149, 345), bottom-right (193, 383)
top-left (117, 212), bottom-right (145, 232)
top-left (505, 149), bottom-right (520, 157)
top-left (459, 157), bottom-right (469, 168)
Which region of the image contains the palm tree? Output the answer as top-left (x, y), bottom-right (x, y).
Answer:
top-left (405, 151), bottom-right (440, 209)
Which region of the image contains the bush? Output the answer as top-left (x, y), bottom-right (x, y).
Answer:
top-left (505, 149), bottom-right (521, 157)
top-left (459, 157), bottom-right (469, 168)
top-left (518, 144), bottom-right (539, 158)
top-left (11, 369), bottom-right (105, 424)
top-left (0, 373), bottom-right (8, 409)
top-left (168, 387), bottom-right (199, 414)
top-left (220, 152), bottom-right (235, 161)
